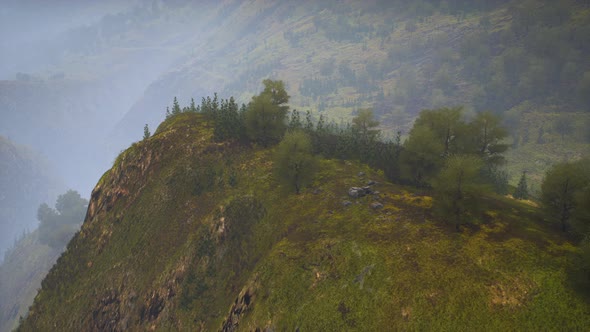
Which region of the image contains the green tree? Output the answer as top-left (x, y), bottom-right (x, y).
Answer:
top-left (143, 124), bottom-right (150, 140)
top-left (190, 98), bottom-right (197, 112)
top-left (246, 94), bottom-right (285, 146)
top-left (304, 110), bottom-right (314, 132)
top-left (541, 159), bottom-right (590, 232)
top-left (351, 108), bottom-right (380, 163)
top-left (245, 80), bottom-right (290, 146)
top-left (37, 190), bottom-right (88, 248)
top-left (214, 96), bottom-right (241, 141)
top-left (288, 109), bottom-right (302, 131)
top-left (433, 155), bottom-right (485, 231)
top-left (261, 79), bottom-right (290, 110)
top-left (352, 108), bottom-right (380, 143)
top-left (483, 165), bottom-right (509, 195)
top-left (401, 126), bottom-right (444, 186)
top-left (412, 107), bottom-right (466, 156)
top-left (172, 97), bottom-right (182, 115)
top-left (514, 171), bottom-right (529, 200)
top-left (273, 131), bottom-right (318, 194)
top-left (469, 111), bottom-right (508, 165)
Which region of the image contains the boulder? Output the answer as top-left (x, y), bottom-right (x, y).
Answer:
top-left (342, 200), bottom-right (352, 207)
top-left (371, 202), bottom-right (384, 209)
top-left (362, 186), bottom-right (374, 195)
top-left (358, 171), bottom-right (365, 177)
top-left (348, 186), bottom-right (372, 198)
top-left (367, 180), bottom-right (376, 186)
top-left (348, 187), bottom-right (362, 198)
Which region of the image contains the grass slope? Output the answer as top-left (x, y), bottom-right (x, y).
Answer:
top-left (20, 113), bottom-right (589, 331)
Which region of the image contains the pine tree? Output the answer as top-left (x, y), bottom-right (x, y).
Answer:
top-left (143, 124), bottom-right (151, 140)
top-left (316, 114), bottom-right (326, 133)
top-left (514, 171), bottom-right (529, 200)
top-left (172, 97), bottom-right (181, 114)
top-left (288, 109), bottom-right (302, 131)
top-left (304, 110), bottom-right (314, 132)
top-left (190, 98), bottom-right (197, 112)
top-left (166, 106), bottom-right (171, 118)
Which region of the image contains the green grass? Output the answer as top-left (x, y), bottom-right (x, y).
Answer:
top-left (19, 112), bottom-right (590, 331)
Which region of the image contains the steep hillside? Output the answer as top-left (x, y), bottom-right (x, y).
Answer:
top-left (19, 113), bottom-right (589, 331)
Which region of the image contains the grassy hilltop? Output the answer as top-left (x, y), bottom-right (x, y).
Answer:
top-left (18, 112), bottom-right (589, 331)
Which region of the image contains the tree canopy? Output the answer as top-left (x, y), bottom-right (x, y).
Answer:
top-left (433, 155), bottom-right (485, 231)
top-left (245, 80), bottom-right (290, 146)
top-left (541, 159), bottom-right (590, 232)
top-left (37, 190), bottom-right (88, 249)
top-left (273, 131), bottom-right (318, 194)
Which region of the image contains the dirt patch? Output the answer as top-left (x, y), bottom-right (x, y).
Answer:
top-left (489, 276), bottom-right (537, 308)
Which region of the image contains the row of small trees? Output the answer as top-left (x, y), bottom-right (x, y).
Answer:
top-left (161, 80), bottom-right (587, 238)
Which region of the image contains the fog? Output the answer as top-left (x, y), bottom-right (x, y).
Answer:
top-left (0, 0), bottom-right (259, 254)
top-left (0, 0), bottom-right (180, 253)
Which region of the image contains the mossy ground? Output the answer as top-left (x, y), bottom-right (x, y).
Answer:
top-left (21, 113), bottom-right (590, 331)
top-left (237, 159), bottom-right (588, 331)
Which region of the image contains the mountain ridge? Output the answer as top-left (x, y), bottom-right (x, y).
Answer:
top-left (18, 112), bottom-right (589, 331)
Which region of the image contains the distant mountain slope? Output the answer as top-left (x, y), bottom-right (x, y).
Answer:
top-left (18, 112), bottom-right (589, 331)
top-left (0, 230), bottom-right (62, 332)
top-left (2, 1), bottom-right (588, 192)
top-left (0, 43), bottom-right (176, 193)
top-left (0, 136), bottom-right (62, 254)
top-left (109, 0), bottom-right (590, 187)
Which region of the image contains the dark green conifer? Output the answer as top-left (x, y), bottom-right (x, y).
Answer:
top-left (514, 171), bottom-right (529, 200)
top-left (143, 124), bottom-right (150, 140)
top-left (190, 98), bottom-right (197, 112)
top-left (172, 97), bottom-right (181, 114)
top-left (288, 109), bottom-right (302, 131)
